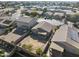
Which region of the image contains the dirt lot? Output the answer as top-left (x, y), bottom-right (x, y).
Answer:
top-left (18, 35), bottom-right (48, 54)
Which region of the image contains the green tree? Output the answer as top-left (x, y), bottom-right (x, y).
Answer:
top-left (30, 12), bottom-right (38, 17)
top-left (43, 8), bottom-right (47, 13)
top-left (24, 12), bottom-right (30, 16)
top-left (66, 13), bottom-right (79, 23)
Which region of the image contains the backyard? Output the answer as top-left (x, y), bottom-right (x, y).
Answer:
top-left (18, 33), bottom-right (49, 55)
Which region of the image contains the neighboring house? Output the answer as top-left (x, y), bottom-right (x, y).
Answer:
top-left (26, 10), bottom-right (43, 15)
top-left (51, 25), bottom-right (79, 55)
top-left (46, 11), bottom-right (53, 16)
top-left (15, 16), bottom-right (38, 29)
top-left (37, 18), bottom-right (64, 26)
top-left (32, 21), bottom-right (53, 39)
top-left (48, 6), bottom-right (73, 12)
top-left (36, 11), bottom-right (43, 16)
top-left (53, 12), bottom-right (65, 20)
top-left (44, 11), bottom-right (54, 19)
top-left (62, 10), bottom-right (75, 15)
top-left (0, 16), bottom-right (14, 35)
top-left (0, 19), bottom-right (14, 27)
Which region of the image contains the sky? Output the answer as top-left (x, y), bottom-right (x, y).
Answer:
top-left (0, 0), bottom-right (79, 1)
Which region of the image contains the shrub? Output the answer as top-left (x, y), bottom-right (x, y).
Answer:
top-left (0, 49), bottom-right (5, 57)
top-left (5, 27), bottom-right (12, 33)
top-left (36, 48), bottom-right (43, 55)
top-left (42, 54), bottom-right (47, 57)
top-left (22, 44), bottom-right (33, 51)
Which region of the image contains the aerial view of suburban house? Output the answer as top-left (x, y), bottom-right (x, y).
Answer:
top-left (15, 16), bottom-right (38, 30)
top-left (31, 21), bottom-right (53, 39)
top-left (51, 25), bottom-right (79, 55)
top-left (17, 21), bottom-right (53, 55)
top-left (0, 1), bottom-right (79, 57)
top-left (53, 12), bottom-right (65, 20)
